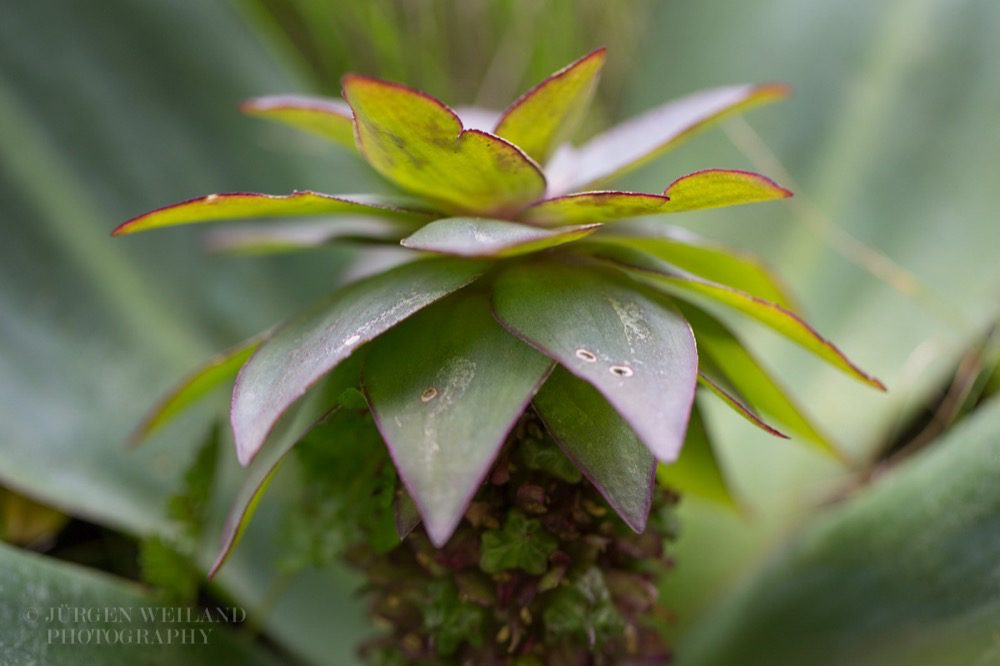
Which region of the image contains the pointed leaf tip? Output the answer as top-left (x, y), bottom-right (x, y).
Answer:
top-left (240, 94), bottom-right (358, 152)
top-left (661, 169), bottom-right (792, 213)
top-left (341, 74), bottom-right (545, 216)
top-left (494, 47), bottom-right (607, 165)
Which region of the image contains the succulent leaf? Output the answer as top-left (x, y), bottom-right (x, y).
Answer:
top-left (590, 228), bottom-right (798, 311)
top-left (533, 365), bottom-right (656, 532)
top-left (492, 262), bottom-right (698, 462)
top-left (341, 75), bottom-right (546, 216)
top-left (609, 258), bottom-right (886, 391)
top-left (657, 403), bottom-right (736, 509)
top-left (241, 94), bottom-right (358, 152)
top-left (130, 334), bottom-right (264, 444)
top-left (659, 169), bottom-right (792, 212)
top-left (400, 217), bottom-right (601, 258)
top-left (364, 291), bottom-right (554, 546)
top-left (521, 191), bottom-right (669, 226)
top-left (111, 191), bottom-right (431, 236)
top-left (546, 83), bottom-right (788, 194)
top-left (677, 301), bottom-right (842, 458)
top-left (231, 258), bottom-right (486, 466)
top-left (494, 47), bottom-right (607, 165)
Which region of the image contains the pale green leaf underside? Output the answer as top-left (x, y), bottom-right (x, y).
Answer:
top-left (112, 191), bottom-right (431, 236)
top-left (533, 365), bottom-right (655, 532)
top-left (401, 217), bottom-right (600, 257)
top-left (492, 262), bottom-right (698, 462)
top-left (364, 292), bottom-right (553, 546)
top-left (342, 75), bottom-right (546, 217)
top-left (204, 218), bottom-right (414, 255)
top-left (131, 335), bottom-right (264, 444)
top-left (546, 83), bottom-right (788, 194)
top-left (591, 230), bottom-right (798, 311)
top-left (231, 258), bottom-right (486, 466)
top-left (657, 403), bottom-right (736, 509)
top-left (494, 47), bottom-right (606, 165)
top-left (241, 94), bottom-right (358, 152)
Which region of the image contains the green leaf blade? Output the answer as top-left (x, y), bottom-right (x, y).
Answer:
top-left (492, 262), bottom-right (698, 462)
top-left (494, 47), bottom-right (606, 165)
top-left (657, 403), bottom-right (737, 509)
top-left (521, 191), bottom-right (669, 226)
top-left (231, 258), bottom-right (486, 466)
top-left (364, 292), bottom-right (554, 546)
top-left (342, 75), bottom-right (546, 217)
top-left (697, 372), bottom-right (788, 439)
top-left (547, 84), bottom-right (788, 194)
top-left (241, 94), bottom-right (359, 152)
top-left (660, 169), bottom-right (792, 213)
top-left (112, 191), bottom-right (431, 236)
top-left (400, 217), bottom-right (600, 257)
top-left (533, 366), bottom-right (656, 532)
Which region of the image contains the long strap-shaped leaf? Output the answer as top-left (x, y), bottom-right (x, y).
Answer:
top-left (232, 258), bottom-right (486, 465)
top-left (342, 75), bottom-right (546, 217)
top-left (546, 84), bottom-right (787, 195)
top-left (494, 47), bottom-right (606, 165)
top-left (241, 95), bottom-right (359, 152)
top-left (533, 365), bottom-right (656, 532)
top-left (492, 262), bottom-right (698, 462)
top-left (364, 291), bottom-right (553, 546)
top-left (112, 191), bottom-right (432, 235)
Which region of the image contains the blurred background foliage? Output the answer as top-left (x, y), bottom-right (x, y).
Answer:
top-left (1, 0), bottom-right (998, 664)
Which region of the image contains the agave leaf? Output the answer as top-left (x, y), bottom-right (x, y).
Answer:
top-left (341, 75), bottom-right (546, 217)
top-left (241, 94), bottom-right (358, 152)
top-left (659, 169), bottom-right (792, 213)
top-left (606, 257), bottom-right (885, 391)
top-left (492, 262), bottom-right (698, 462)
top-left (679, 301), bottom-right (841, 458)
top-left (494, 47), bottom-right (607, 165)
top-left (364, 291), bottom-right (553, 546)
top-left (400, 217), bottom-right (601, 258)
top-left (533, 365), bottom-right (656, 532)
top-left (205, 218), bottom-right (413, 255)
top-left (590, 228), bottom-right (798, 311)
top-left (546, 84), bottom-right (787, 194)
top-left (130, 334), bottom-right (265, 445)
top-left (520, 191), bottom-right (669, 226)
top-left (111, 191), bottom-right (432, 236)
top-left (697, 372), bottom-right (788, 439)
top-left (657, 402), bottom-right (737, 509)
top-left (232, 258), bottom-right (485, 466)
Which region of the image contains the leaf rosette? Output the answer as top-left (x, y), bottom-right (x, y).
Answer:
top-left (114, 49), bottom-right (884, 572)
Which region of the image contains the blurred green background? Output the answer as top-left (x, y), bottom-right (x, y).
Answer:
top-left (2, 0), bottom-right (998, 664)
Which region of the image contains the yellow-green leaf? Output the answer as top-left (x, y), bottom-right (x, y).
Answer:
top-left (546, 83), bottom-right (788, 194)
top-left (659, 169), bottom-right (792, 213)
top-left (401, 217), bottom-right (600, 257)
top-left (494, 48), bottom-right (606, 165)
top-left (657, 403), bottom-right (737, 509)
top-left (112, 191), bottom-right (431, 236)
top-left (342, 75), bottom-right (546, 217)
top-left (520, 191), bottom-right (668, 226)
top-left (241, 94), bottom-right (358, 152)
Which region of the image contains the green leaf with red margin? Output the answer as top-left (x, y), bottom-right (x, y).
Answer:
top-left (605, 257), bottom-right (886, 392)
top-left (492, 261), bottom-right (698, 462)
top-left (589, 226), bottom-right (798, 311)
top-left (494, 48), bottom-right (607, 165)
top-left (342, 75), bottom-right (546, 217)
top-left (533, 365), bottom-right (656, 532)
top-left (657, 402), bottom-right (737, 509)
top-left (521, 191), bottom-right (669, 226)
top-left (241, 95), bottom-right (358, 153)
top-left (545, 84), bottom-right (788, 194)
top-left (678, 300), bottom-right (843, 459)
top-left (111, 191), bottom-right (432, 236)
top-left (231, 258), bottom-right (486, 466)
top-left (130, 334), bottom-right (264, 445)
top-left (363, 291), bottom-right (553, 546)
top-left (697, 371), bottom-right (788, 439)
top-left (400, 217), bottom-right (601, 258)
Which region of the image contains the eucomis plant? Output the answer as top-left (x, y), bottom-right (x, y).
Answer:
top-left (117, 49), bottom-right (883, 663)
